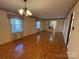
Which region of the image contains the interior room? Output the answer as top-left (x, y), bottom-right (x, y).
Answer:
top-left (0, 0), bottom-right (79, 59)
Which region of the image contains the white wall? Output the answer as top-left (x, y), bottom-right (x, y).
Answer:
top-left (0, 10), bottom-right (12, 45)
top-left (23, 17), bottom-right (45, 36)
top-left (0, 10), bottom-right (45, 45)
top-left (56, 19), bottom-right (64, 32)
top-left (63, 13), bottom-right (71, 44)
top-left (67, 1), bottom-right (79, 59)
top-left (44, 19), bottom-right (64, 32)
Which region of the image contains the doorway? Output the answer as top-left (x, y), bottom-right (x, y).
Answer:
top-left (66, 12), bottom-right (74, 45)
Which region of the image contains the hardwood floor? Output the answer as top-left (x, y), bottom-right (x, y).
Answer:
top-left (0, 31), bottom-right (68, 59)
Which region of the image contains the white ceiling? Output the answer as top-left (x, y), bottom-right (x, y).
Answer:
top-left (0, 0), bottom-right (78, 19)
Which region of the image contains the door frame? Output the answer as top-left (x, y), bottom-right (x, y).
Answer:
top-left (66, 13), bottom-right (74, 45)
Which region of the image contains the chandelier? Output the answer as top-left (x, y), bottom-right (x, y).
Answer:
top-left (18, 0), bottom-right (32, 16)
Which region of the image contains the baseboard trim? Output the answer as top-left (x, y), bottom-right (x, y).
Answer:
top-left (0, 30), bottom-right (46, 46)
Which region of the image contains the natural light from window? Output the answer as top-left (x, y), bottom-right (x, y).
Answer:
top-left (36, 21), bottom-right (41, 29)
top-left (10, 18), bottom-right (23, 33)
top-left (49, 20), bottom-right (57, 30)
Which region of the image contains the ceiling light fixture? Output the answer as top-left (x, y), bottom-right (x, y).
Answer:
top-left (19, 0), bottom-right (32, 16)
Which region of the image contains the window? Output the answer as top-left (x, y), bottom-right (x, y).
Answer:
top-left (36, 21), bottom-right (41, 29)
top-left (49, 20), bottom-right (57, 29)
top-left (10, 18), bottom-right (23, 33)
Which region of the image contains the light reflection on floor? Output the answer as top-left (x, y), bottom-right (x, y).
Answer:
top-left (0, 31), bottom-right (67, 59)
top-left (36, 34), bottom-right (41, 42)
top-left (49, 31), bottom-right (55, 42)
top-left (15, 43), bottom-right (23, 57)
